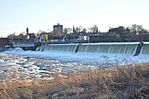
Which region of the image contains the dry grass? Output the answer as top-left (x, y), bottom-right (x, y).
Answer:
top-left (0, 63), bottom-right (149, 99)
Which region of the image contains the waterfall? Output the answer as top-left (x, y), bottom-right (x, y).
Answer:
top-left (44, 44), bottom-right (78, 52)
top-left (77, 43), bottom-right (138, 55)
top-left (140, 42), bottom-right (149, 54)
top-left (41, 42), bottom-right (146, 56)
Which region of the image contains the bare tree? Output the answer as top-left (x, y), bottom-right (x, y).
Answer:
top-left (89, 25), bottom-right (98, 33)
top-left (82, 28), bottom-right (87, 33)
top-left (129, 24), bottom-right (147, 35)
top-left (63, 28), bottom-right (72, 34)
top-left (75, 26), bottom-right (82, 33)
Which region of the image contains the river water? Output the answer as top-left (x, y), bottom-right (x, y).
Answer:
top-left (0, 48), bottom-right (149, 80)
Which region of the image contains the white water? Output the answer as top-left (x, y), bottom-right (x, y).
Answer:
top-left (3, 48), bottom-right (149, 65)
top-left (0, 47), bottom-right (149, 80)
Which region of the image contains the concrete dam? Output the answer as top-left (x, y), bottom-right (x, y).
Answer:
top-left (37, 42), bottom-right (148, 56)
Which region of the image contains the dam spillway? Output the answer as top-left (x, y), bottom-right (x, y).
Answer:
top-left (44, 44), bottom-right (79, 52)
top-left (40, 42), bottom-right (146, 56)
top-left (4, 42), bottom-right (149, 68)
top-left (2, 42), bottom-right (149, 81)
top-left (140, 42), bottom-right (149, 55)
top-left (77, 43), bottom-right (138, 55)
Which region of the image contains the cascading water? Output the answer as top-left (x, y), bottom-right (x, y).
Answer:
top-left (3, 42), bottom-right (149, 80)
top-left (44, 44), bottom-right (78, 52)
top-left (43, 42), bottom-right (140, 55)
top-left (140, 42), bottom-right (149, 54)
top-left (78, 43), bottom-right (138, 55)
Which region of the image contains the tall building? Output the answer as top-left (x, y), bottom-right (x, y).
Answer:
top-left (53, 23), bottom-right (63, 36)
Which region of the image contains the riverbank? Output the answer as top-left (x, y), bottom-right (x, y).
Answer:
top-left (0, 63), bottom-right (149, 99)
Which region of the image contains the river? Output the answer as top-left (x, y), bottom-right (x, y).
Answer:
top-left (0, 48), bottom-right (149, 80)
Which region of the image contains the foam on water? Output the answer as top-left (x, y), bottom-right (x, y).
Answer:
top-left (3, 47), bottom-right (149, 66)
top-left (1, 42), bottom-right (149, 80)
top-left (0, 59), bottom-right (4, 63)
top-left (1, 46), bottom-right (149, 80)
top-left (0, 51), bottom-right (100, 80)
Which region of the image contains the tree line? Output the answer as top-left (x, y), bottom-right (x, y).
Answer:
top-left (7, 24), bottom-right (149, 42)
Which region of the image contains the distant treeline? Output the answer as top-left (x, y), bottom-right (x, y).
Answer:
top-left (7, 24), bottom-right (149, 43)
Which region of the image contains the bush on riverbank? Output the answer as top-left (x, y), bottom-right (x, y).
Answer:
top-left (0, 63), bottom-right (149, 99)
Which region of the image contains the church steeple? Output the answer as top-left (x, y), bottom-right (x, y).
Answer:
top-left (26, 27), bottom-right (29, 34)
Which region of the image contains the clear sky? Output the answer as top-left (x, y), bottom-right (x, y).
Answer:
top-left (0, 0), bottom-right (149, 37)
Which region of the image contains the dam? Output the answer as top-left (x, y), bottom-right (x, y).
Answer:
top-left (2, 42), bottom-right (149, 80)
top-left (4, 42), bottom-right (149, 66)
top-left (140, 42), bottom-right (149, 54)
top-left (37, 42), bottom-right (148, 56)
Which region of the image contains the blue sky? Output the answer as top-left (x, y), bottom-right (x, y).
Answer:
top-left (0, 0), bottom-right (149, 37)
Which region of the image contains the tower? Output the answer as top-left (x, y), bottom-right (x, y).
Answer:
top-left (53, 23), bottom-right (63, 36)
top-left (26, 27), bottom-right (29, 34)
